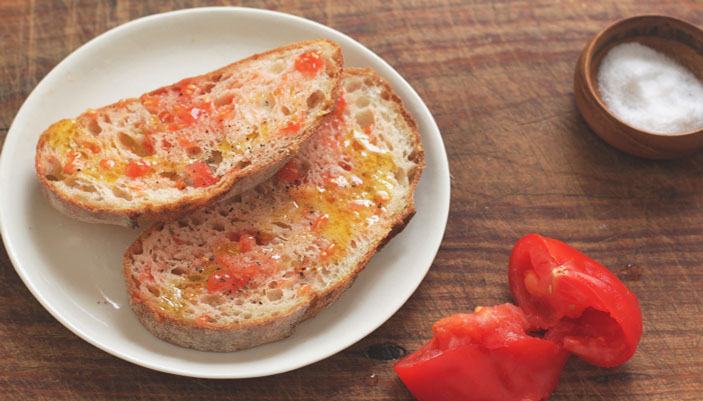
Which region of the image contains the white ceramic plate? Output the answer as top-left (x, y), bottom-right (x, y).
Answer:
top-left (0, 7), bottom-right (449, 378)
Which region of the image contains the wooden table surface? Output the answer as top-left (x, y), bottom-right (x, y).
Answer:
top-left (2, 1), bottom-right (703, 400)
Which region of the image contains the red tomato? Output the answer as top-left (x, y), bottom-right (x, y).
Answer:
top-left (311, 214), bottom-right (328, 231)
top-left (333, 90), bottom-right (347, 119)
top-left (185, 160), bottom-right (219, 188)
top-left (63, 152), bottom-right (83, 174)
top-left (281, 119), bottom-right (302, 134)
top-left (238, 234), bottom-right (257, 253)
top-left (208, 254), bottom-right (267, 294)
top-left (508, 234), bottom-right (642, 367)
top-left (294, 50), bottom-right (323, 76)
top-left (394, 304), bottom-right (569, 401)
top-left (99, 158), bottom-right (115, 170)
top-left (125, 159), bottom-right (151, 178)
top-left (206, 271), bottom-right (236, 293)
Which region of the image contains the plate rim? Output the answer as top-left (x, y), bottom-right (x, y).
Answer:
top-left (0, 6), bottom-right (451, 378)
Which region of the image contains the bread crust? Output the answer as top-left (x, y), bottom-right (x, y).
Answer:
top-left (36, 39), bottom-right (344, 227)
top-left (123, 68), bottom-right (425, 351)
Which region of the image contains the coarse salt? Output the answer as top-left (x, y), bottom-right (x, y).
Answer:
top-left (597, 42), bottom-right (703, 134)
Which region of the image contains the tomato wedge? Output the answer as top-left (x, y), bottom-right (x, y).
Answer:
top-left (394, 304), bottom-right (569, 401)
top-left (508, 234), bottom-right (642, 367)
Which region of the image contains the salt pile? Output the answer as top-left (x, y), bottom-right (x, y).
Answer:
top-left (597, 42), bottom-right (703, 134)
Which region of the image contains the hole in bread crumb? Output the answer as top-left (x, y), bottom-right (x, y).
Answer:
top-left (254, 184), bottom-right (268, 194)
top-left (178, 220), bottom-right (189, 228)
top-left (186, 146), bottom-right (203, 157)
top-left (272, 221), bottom-right (291, 230)
top-left (214, 94), bottom-right (233, 107)
top-left (171, 267), bottom-right (187, 276)
top-left (355, 110), bottom-right (375, 129)
top-left (380, 91), bottom-right (391, 101)
top-left (190, 216), bottom-right (202, 226)
top-left (202, 83), bottom-right (215, 93)
top-left (281, 105), bottom-right (291, 116)
top-left (266, 288), bottom-right (283, 301)
top-left (118, 132), bottom-right (149, 157)
top-left (147, 285), bottom-right (160, 297)
top-left (212, 223), bottom-right (225, 232)
top-left (211, 73), bottom-right (223, 83)
top-left (349, 239), bottom-right (358, 249)
top-left (160, 171), bottom-right (179, 181)
top-left (395, 168), bottom-right (408, 184)
top-left (407, 166), bottom-right (421, 183)
top-left (45, 175), bottom-right (60, 181)
top-left (269, 61), bottom-right (286, 74)
top-left (306, 90), bottom-right (325, 109)
top-left (243, 312), bottom-right (252, 319)
top-left (236, 160), bottom-right (252, 170)
top-left (256, 93), bottom-right (275, 110)
top-left (345, 79), bottom-right (362, 92)
top-left (209, 150), bottom-right (223, 167)
top-left (87, 118), bottom-right (102, 135)
top-left (364, 78), bottom-right (374, 86)
top-left (202, 294), bottom-right (223, 307)
top-left (268, 281), bottom-right (278, 288)
top-left (355, 95), bottom-right (370, 108)
top-left (112, 187), bottom-right (133, 201)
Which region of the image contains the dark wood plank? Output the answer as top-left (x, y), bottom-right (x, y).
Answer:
top-left (2, 0), bottom-right (703, 399)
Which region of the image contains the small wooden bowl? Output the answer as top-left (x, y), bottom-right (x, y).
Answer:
top-left (574, 15), bottom-right (703, 159)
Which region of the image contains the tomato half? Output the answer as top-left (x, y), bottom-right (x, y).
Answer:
top-left (508, 234), bottom-right (642, 367)
top-left (394, 304), bottom-right (569, 401)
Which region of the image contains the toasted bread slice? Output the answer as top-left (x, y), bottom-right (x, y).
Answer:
top-left (123, 68), bottom-right (425, 351)
top-left (35, 39), bottom-right (343, 227)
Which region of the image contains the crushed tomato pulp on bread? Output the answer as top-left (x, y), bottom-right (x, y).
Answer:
top-left (40, 49), bottom-right (326, 194)
top-left (145, 88), bottom-right (401, 320)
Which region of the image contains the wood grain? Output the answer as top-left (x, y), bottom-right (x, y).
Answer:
top-left (2, 0), bottom-right (703, 400)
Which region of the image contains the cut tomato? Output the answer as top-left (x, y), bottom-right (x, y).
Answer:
top-left (394, 304), bottom-right (569, 401)
top-left (508, 234), bottom-right (642, 367)
top-left (395, 234), bottom-right (643, 400)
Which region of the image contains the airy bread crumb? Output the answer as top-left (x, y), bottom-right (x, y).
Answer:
top-left (123, 68), bottom-right (425, 351)
top-left (35, 39), bottom-right (343, 227)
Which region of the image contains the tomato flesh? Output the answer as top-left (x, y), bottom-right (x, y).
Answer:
top-left (295, 51), bottom-right (323, 76)
top-left (508, 234), bottom-right (642, 367)
top-left (394, 304), bottom-right (569, 401)
top-left (125, 159), bottom-right (151, 178)
top-left (185, 160), bottom-right (219, 188)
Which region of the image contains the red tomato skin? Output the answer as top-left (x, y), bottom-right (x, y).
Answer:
top-left (394, 304), bottom-right (569, 401)
top-left (508, 234), bottom-right (642, 367)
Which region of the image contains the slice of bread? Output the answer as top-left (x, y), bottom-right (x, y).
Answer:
top-left (123, 68), bottom-right (425, 351)
top-left (35, 39), bottom-right (343, 227)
